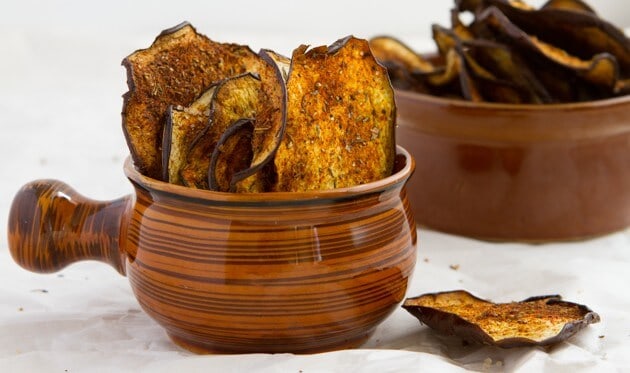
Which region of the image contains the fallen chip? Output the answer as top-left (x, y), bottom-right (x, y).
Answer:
top-left (402, 290), bottom-right (600, 348)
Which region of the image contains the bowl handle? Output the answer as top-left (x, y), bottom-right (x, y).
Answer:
top-left (7, 180), bottom-right (130, 275)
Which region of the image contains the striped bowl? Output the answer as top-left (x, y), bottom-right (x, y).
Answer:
top-left (7, 146), bottom-right (417, 353)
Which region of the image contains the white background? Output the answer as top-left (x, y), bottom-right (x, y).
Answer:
top-left (1, 1), bottom-right (629, 372)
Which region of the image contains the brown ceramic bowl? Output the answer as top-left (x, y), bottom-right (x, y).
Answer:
top-left (7, 147), bottom-right (416, 354)
top-left (395, 89), bottom-right (630, 241)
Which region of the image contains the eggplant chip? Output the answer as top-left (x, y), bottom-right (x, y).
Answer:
top-left (369, 36), bottom-right (435, 74)
top-left (478, 6), bottom-right (622, 90)
top-left (462, 39), bottom-right (552, 103)
top-left (403, 290), bottom-right (600, 348)
top-left (180, 73), bottom-right (263, 189)
top-left (274, 36), bottom-right (396, 192)
top-left (231, 49), bottom-right (287, 193)
top-left (484, 0), bottom-right (630, 71)
top-left (209, 119), bottom-right (255, 192)
top-left (162, 85), bottom-right (217, 184)
top-left (122, 22), bottom-right (269, 179)
top-left (377, 0), bottom-right (630, 103)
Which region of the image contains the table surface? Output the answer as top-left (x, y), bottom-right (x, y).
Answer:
top-left (1, 2), bottom-right (629, 371)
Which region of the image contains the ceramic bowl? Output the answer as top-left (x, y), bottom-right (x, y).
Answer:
top-left (395, 89), bottom-right (630, 241)
top-left (7, 146), bottom-right (416, 354)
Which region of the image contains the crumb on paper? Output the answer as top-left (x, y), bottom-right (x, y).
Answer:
top-left (450, 264), bottom-right (460, 270)
top-left (31, 289), bottom-right (49, 293)
top-left (599, 335), bottom-right (605, 339)
top-left (18, 307), bottom-right (23, 312)
top-left (39, 157), bottom-right (48, 166)
top-left (423, 257), bottom-right (429, 263)
top-left (483, 357), bottom-right (493, 370)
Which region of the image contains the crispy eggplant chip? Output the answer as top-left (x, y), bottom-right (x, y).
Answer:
top-left (232, 49), bottom-right (288, 193)
top-left (426, 48), bottom-right (464, 87)
top-left (369, 36), bottom-right (435, 74)
top-left (180, 73), bottom-right (263, 189)
top-left (162, 85), bottom-right (218, 184)
top-left (209, 119), bottom-right (255, 192)
top-left (274, 36), bottom-right (396, 192)
top-left (122, 22), bottom-right (269, 179)
top-left (429, 27), bottom-right (483, 101)
top-left (432, 24), bottom-right (462, 57)
top-left (403, 290), bottom-right (600, 348)
top-left (379, 0), bottom-right (630, 102)
top-left (368, 36), bottom-right (439, 93)
top-left (478, 6), bottom-right (622, 90)
top-left (462, 39), bottom-right (552, 103)
top-left (484, 0), bottom-right (630, 73)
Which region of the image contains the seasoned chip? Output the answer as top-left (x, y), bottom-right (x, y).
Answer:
top-left (162, 85), bottom-right (217, 184)
top-left (478, 6), bottom-right (621, 89)
top-left (368, 36), bottom-right (437, 94)
top-left (122, 22), bottom-right (269, 179)
top-left (232, 49), bottom-right (288, 193)
top-left (484, 0), bottom-right (630, 73)
top-left (379, 0), bottom-right (630, 103)
top-left (462, 39), bottom-right (552, 103)
top-left (273, 36), bottom-right (396, 192)
top-left (209, 119), bottom-right (255, 192)
top-left (180, 73), bottom-right (263, 189)
top-left (369, 36), bottom-right (435, 74)
top-left (403, 290), bottom-right (600, 348)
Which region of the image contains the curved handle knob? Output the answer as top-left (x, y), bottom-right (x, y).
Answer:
top-left (7, 180), bottom-right (131, 275)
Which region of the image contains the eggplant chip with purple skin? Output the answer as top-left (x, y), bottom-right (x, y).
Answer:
top-left (122, 22), bottom-right (269, 180)
top-left (180, 73), bottom-right (263, 189)
top-left (477, 6), bottom-right (622, 90)
top-left (403, 290), bottom-right (600, 348)
top-left (375, 0), bottom-right (630, 102)
top-left (232, 49), bottom-right (287, 193)
top-left (484, 0), bottom-right (630, 72)
top-left (369, 36), bottom-right (436, 74)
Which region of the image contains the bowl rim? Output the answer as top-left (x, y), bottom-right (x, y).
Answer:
top-left (124, 145), bottom-right (414, 203)
top-left (395, 88), bottom-right (630, 112)
top-left (395, 89), bottom-right (630, 142)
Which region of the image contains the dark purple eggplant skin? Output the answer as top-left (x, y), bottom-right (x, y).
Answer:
top-left (161, 105), bottom-right (176, 182)
top-left (402, 290), bottom-right (601, 348)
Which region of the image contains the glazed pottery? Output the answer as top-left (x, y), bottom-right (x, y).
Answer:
top-left (7, 147), bottom-right (417, 354)
top-left (396, 89), bottom-right (630, 241)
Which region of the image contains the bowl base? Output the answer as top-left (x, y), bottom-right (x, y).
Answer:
top-left (168, 331), bottom-right (374, 354)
